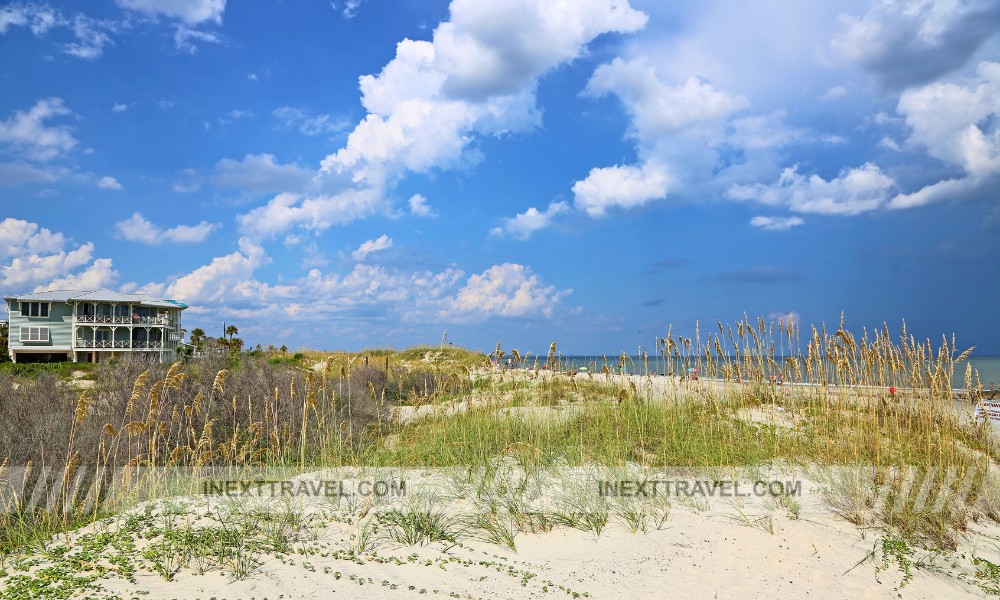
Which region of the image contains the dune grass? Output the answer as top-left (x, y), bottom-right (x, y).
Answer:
top-left (1, 318), bottom-right (998, 589)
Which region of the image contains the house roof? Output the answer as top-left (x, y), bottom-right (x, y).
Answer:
top-left (3, 288), bottom-right (187, 309)
top-left (72, 289), bottom-right (140, 303)
top-left (4, 289), bottom-right (86, 302)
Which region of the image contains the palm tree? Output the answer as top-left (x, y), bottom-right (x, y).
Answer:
top-left (190, 327), bottom-right (206, 347)
top-left (225, 324), bottom-right (238, 342)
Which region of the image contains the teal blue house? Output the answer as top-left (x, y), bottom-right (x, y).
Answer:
top-left (3, 289), bottom-right (187, 363)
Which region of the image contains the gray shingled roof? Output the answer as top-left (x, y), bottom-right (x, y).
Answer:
top-left (3, 288), bottom-right (187, 309)
top-left (4, 289), bottom-right (86, 302)
top-left (72, 289), bottom-right (141, 303)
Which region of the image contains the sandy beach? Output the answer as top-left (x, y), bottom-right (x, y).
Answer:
top-left (22, 485), bottom-right (998, 600)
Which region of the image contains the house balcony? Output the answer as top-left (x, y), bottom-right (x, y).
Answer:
top-left (75, 339), bottom-right (166, 349)
top-left (76, 315), bottom-right (170, 326)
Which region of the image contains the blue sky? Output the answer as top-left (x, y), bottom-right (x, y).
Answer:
top-left (1, 0), bottom-right (999, 355)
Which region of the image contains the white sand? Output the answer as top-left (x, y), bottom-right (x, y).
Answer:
top-left (75, 502), bottom-right (999, 599)
top-left (8, 463), bottom-right (999, 600)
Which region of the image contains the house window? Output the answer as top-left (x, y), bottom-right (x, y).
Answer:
top-left (96, 330), bottom-right (110, 342)
top-left (8, 300), bottom-right (17, 312)
top-left (21, 302), bottom-right (49, 318)
top-left (19, 326), bottom-right (50, 342)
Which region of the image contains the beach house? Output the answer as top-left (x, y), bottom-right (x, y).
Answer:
top-left (3, 288), bottom-right (187, 363)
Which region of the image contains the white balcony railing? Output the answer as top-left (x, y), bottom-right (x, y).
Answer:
top-left (134, 316), bottom-right (169, 325)
top-left (76, 340), bottom-right (164, 349)
top-left (76, 315), bottom-right (169, 325)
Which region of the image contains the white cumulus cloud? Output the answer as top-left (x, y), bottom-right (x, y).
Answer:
top-left (0, 98), bottom-right (77, 161)
top-left (444, 263), bottom-right (571, 319)
top-left (163, 237), bottom-right (271, 305)
top-left (239, 0), bottom-right (647, 237)
top-left (490, 201), bottom-right (568, 240)
top-left (114, 212), bottom-right (219, 244)
top-left (97, 175), bottom-right (122, 190)
top-left (352, 234), bottom-right (393, 261)
top-left (237, 189), bottom-right (387, 239)
top-left (408, 193), bottom-right (435, 217)
top-left (573, 162), bottom-right (671, 217)
top-left (0, 218), bottom-right (117, 292)
top-left (890, 61), bottom-right (1000, 208)
top-left (584, 57), bottom-right (748, 145)
top-left (728, 163), bottom-right (896, 216)
top-left (569, 55), bottom-right (752, 217)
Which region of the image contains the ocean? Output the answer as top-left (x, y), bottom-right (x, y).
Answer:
top-left (527, 355), bottom-right (1000, 391)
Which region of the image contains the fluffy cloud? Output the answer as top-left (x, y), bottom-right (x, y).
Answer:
top-left (119, 233), bottom-right (566, 336)
top-left (212, 153), bottom-right (313, 195)
top-left (0, 98), bottom-right (77, 161)
top-left (237, 189), bottom-right (387, 238)
top-left (897, 62), bottom-right (1000, 173)
top-left (239, 0), bottom-right (647, 237)
top-left (831, 0), bottom-right (1000, 90)
top-left (888, 176), bottom-right (982, 210)
top-left (750, 215), bottom-right (805, 231)
top-left (408, 193), bottom-right (435, 217)
top-left (0, 218), bottom-right (117, 292)
top-left (572, 162), bottom-right (671, 217)
top-left (45, 259), bottom-right (117, 291)
top-left (133, 243), bottom-right (567, 328)
top-left (162, 237), bottom-right (270, 305)
top-left (728, 163), bottom-right (896, 216)
top-left (570, 55), bottom-right (750, 216)
top-left (584, 57), bottom-right (747, 145)
top-left (115, 0), bottom-right (226, 25)
top-left (432, 0), bottom-right (647, 100)
top-left (114, 213), bottom-right (219, 244)
top-left (890, 61), bottom-right (1000, 208)
top-left (445, 263), bottom-right (571, 319)
top-left (0, 218), bottom-right (65, 258)
top-left (490, 201), bottom-right (567, 240)
top-left (352, 235), bottom-right (393, 261)
top-left (97, 176), bottom-right (123, 190)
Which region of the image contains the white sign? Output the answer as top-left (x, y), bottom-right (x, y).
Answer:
top-left (974, 400), bottom-right (1000, 425)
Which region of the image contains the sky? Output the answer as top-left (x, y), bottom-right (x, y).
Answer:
top-left (1, 0), bottom-right (999, 355)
